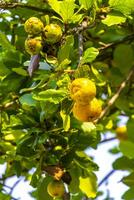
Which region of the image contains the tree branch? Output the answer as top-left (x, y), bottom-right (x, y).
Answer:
top-left (94, 67), bottom-right (134, 123)
top-left (99, 137), bottom-right (117, 144)
top-left (98, 33), bottom-right (134, 51)
top-left (98, 169), bottom-right (115, 187)
top-left (0, 2), bottom-right (54, 14)
top-left (9, 179), bottom-right (21, 196)
top-left (78, 33), bottom-right (83, 67)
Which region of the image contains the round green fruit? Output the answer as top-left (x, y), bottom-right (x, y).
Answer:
top-left (24, 17), bottom-right (44, 35)
top-left (43, 24), bottom-right (62, 44)
top-left (25, 37), bottom-right (43, 55)
top-left (47, 180), bottom-right (65, 198)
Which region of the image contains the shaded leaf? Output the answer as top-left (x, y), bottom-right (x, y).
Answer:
top-left (122, 172), bottom-right (134, 187)
top-left (74, 151), bottom-right (99, 171)
top-left (0, 32), bottom-right (14, 50)
top-left (122, 187), bottom-right (134, 200)
top-left (113, 156), bottom-right (134, 170)
top-left (119, 141), bottom-right (134, 159)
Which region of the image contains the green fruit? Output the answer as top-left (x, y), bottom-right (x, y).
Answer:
top-left (43, 24), bottom-right (62, 44)
top-left (47, 180), bottom-right (65, 198)
top-left (24, 17), bottom-right (44, 35)
top-left (25, 37), bottom-right (43, 55)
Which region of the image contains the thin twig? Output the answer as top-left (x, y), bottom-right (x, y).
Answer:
top-left (98, 33), bottom-right (134, 51)
top-left (0, 2), bottom-right (54, 14)
top-left (98, 170), bottom-right (115, 187)
top-left (99, 137), bottom-right (117, 144)
top-left (95, 67), bottom-right (134, 123)
top-left (9, 179), bottom-right (21, 196)
top-left (78, 33), bottom-right (83, 67)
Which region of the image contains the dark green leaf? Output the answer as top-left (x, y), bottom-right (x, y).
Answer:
top-left (113, 156), bottom-right (134, 170)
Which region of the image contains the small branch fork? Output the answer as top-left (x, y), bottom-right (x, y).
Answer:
top-left (94, 67), bottom-right (134, 123)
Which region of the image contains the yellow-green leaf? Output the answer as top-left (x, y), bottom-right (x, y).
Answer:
top-left (79, 173), bottom-right (97, 198)
top-left (60, 110), bottom-right (70, 131)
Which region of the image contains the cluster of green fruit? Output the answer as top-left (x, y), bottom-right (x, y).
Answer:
top-left (70, 78), bottom-right (102, 122)
top-left (24, 17), bottom-right (62, 55)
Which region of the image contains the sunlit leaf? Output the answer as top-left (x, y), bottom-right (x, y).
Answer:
top-left (81, 47), bottom-right (99, 64)
top-left (33, 89), bottom-right (67, 104)
top-left (102, 12), bottom-right (126, 26)
top-left (79, 173), bottom-right (97, 198)
top-left (79, 0), bottom-right (94, 10)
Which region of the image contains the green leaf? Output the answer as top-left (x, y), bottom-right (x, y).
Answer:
top-left (91, 65), bottom-right (106, 85)
top-left (0, 193), bottom-right (11, 200)
top-left (119, 141), bottom-right (134, 159)
top-left (79, 172), bottom-right (97, 198)
top-left (60, 110), bottom-right (70, 131)
top-left (69, 165), bottom-right (81, 193)
top-left (127, 118), bottom-right (134, 142)
top-left (48, 0), bottom-right (60, 16)
top-left (33, 89), bottom-right (67, 104)
top-left (109, 0), bottom-right (134, 16)
top-left (19, 94), bottom-right (36, 107)
top-left (13, 161), bottom-right (22, 177)
top-left (113, 44), bottom-right (134, 74)
top-left (16, 135), bottom-right (37, 157)
top-left (40, 102), bottom-right (58, 120)
top-left (74, 151), bottom-right (99, 171)
top-left (113, 156), bottom-right (134, 170)
top-left (12, 68), bottom-right (28, 76)
top-left (79, 0), bottom-right (94, 10)
top-left (0, 59), bottom-right (11, 77)
top-left (58, 35), bottom-right (74, 63)
top-left (122, 172), bottom-right (134, 187)
top-left (59, 0), bottom-right (76, 23)
top-left (37, 177), bottom-right (53, 200)
top-left (81, 122), bottom-right (96, 134)
top-left (122, 187), bottom-right (134, 200)
top-left (0, 32), bottom-right (14, 50)
top-left (81, 47), bottom-right (99, 64)
top-left (102, 12), bottom-right (126, 26)
top-left (48, 0), bottom-right (76, 23)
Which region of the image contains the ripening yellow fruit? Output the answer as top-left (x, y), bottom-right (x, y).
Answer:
top-left (24, 17), bottom-right (44, 35)
top-left (43, 24), bottom-right (62, 44)
top-left (87, 98), bottom-right (102, 121)
top-left (47, 180), bottom-right (65, 198)
top-left (25, 37), bottom-right (43, 55)
top-left (70, 78), bottom-right (96, 105)
top-left (73, 102), bottom-right (90, 122)
top-left (72, 98), bottom-right (102, 122)
top-left (116, 126), bottom-right (127, 140)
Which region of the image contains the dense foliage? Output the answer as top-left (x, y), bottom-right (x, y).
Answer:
top-left (0, 0), bottom-right (134, 199)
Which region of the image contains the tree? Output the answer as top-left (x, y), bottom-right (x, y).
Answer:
top-left (0, 0), bottom-right (134, 199)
